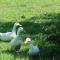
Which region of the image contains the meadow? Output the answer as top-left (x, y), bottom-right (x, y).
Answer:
top-left (0, 0), bottom-right (60, 60)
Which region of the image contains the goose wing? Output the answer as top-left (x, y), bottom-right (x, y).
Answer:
top-left (0, 32), bottom-right (14, 40)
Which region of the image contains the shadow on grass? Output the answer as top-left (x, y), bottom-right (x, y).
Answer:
top-left (20, 13), bottom-right (60, 45)
top-left (0, 13), bottom-right (60, 36)
top-left (0, 22), bottom-right (15, 32)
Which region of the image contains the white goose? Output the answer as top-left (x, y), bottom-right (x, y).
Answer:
top-left (10, 26), bottom-right (24, 51)
top-left (25, 37), bottom-right (40, 55)
top-left (25, 37), bottom-right (40, 60)
top-left (0, 22), bottom-right (21, 41)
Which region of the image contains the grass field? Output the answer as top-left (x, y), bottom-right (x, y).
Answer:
top-left (0, 0), bottom-right (60, 22)
top-left (0, 0), bottom-right (60, 60)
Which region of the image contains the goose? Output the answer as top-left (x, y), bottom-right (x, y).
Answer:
top-left (10, 26), bottom-right (24, 51)
top-left (0, 22), bottom-right (21, 41)
top-left (25, 37), bottom-right (40, 60)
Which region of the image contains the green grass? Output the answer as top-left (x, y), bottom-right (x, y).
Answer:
top-left (0, 0), bottom-right (60, 60)
top-left (0, 0), bottom-right (59, 22)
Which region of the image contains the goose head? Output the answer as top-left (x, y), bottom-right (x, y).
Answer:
top-left (17, 27), bottom-right (24, 32)
top-left (25, 38), bottom-right (40, 56)
top-left (24, 37), bottom-right (32, 44)
top-left (13, 22), bottom-right (24, 34)
top-left (17, 26), bottom-right (25, 35)
top-left (14, 22), bottom-right (20, 26)
top-left (14, 22), bottom-right (22, 29)
top-left (12, 22), bottom-right (20, 32)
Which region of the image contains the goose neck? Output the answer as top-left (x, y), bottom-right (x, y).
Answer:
top-left (12, 25), bottom-right (16, 32)
top-left (16, 32), bottom-right (22, 41)
top-left (17, 32), bottom-right (20, 37)
top-left (29, 42), bottom-right (33, 48)
top-left (16, 30), bottom-right (21, 37)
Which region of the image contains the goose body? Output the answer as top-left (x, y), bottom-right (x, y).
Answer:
top-left (28, 45), bottom-right (39, 55)
top-left (0, 32), bottom-right (16, 40)
top-left (25, 38), bottom-right (40, 55)
top-left (10, 27), bottom-right (24, 51)
top-left (25, 38), bottom-right (40, 60)
top-left (0, 22), bottom-right (20, 41)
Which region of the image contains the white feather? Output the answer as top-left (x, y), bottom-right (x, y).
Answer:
top-left (25, 37), bottom-right (40, 55)
top-left (10, 27), bottom-right (24, 50)
top-left (0, 22), bottom-right (20, 41)
top-left (28, 45), bottom-right (40, 55)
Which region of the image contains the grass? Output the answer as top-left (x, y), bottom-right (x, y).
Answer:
top-left (0, 0), bottom-right (60, 60)
top-left (0, 0), bottom-right (60, 22)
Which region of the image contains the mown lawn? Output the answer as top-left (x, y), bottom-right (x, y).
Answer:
top-left (0, 0), bottom-right (60, 60)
